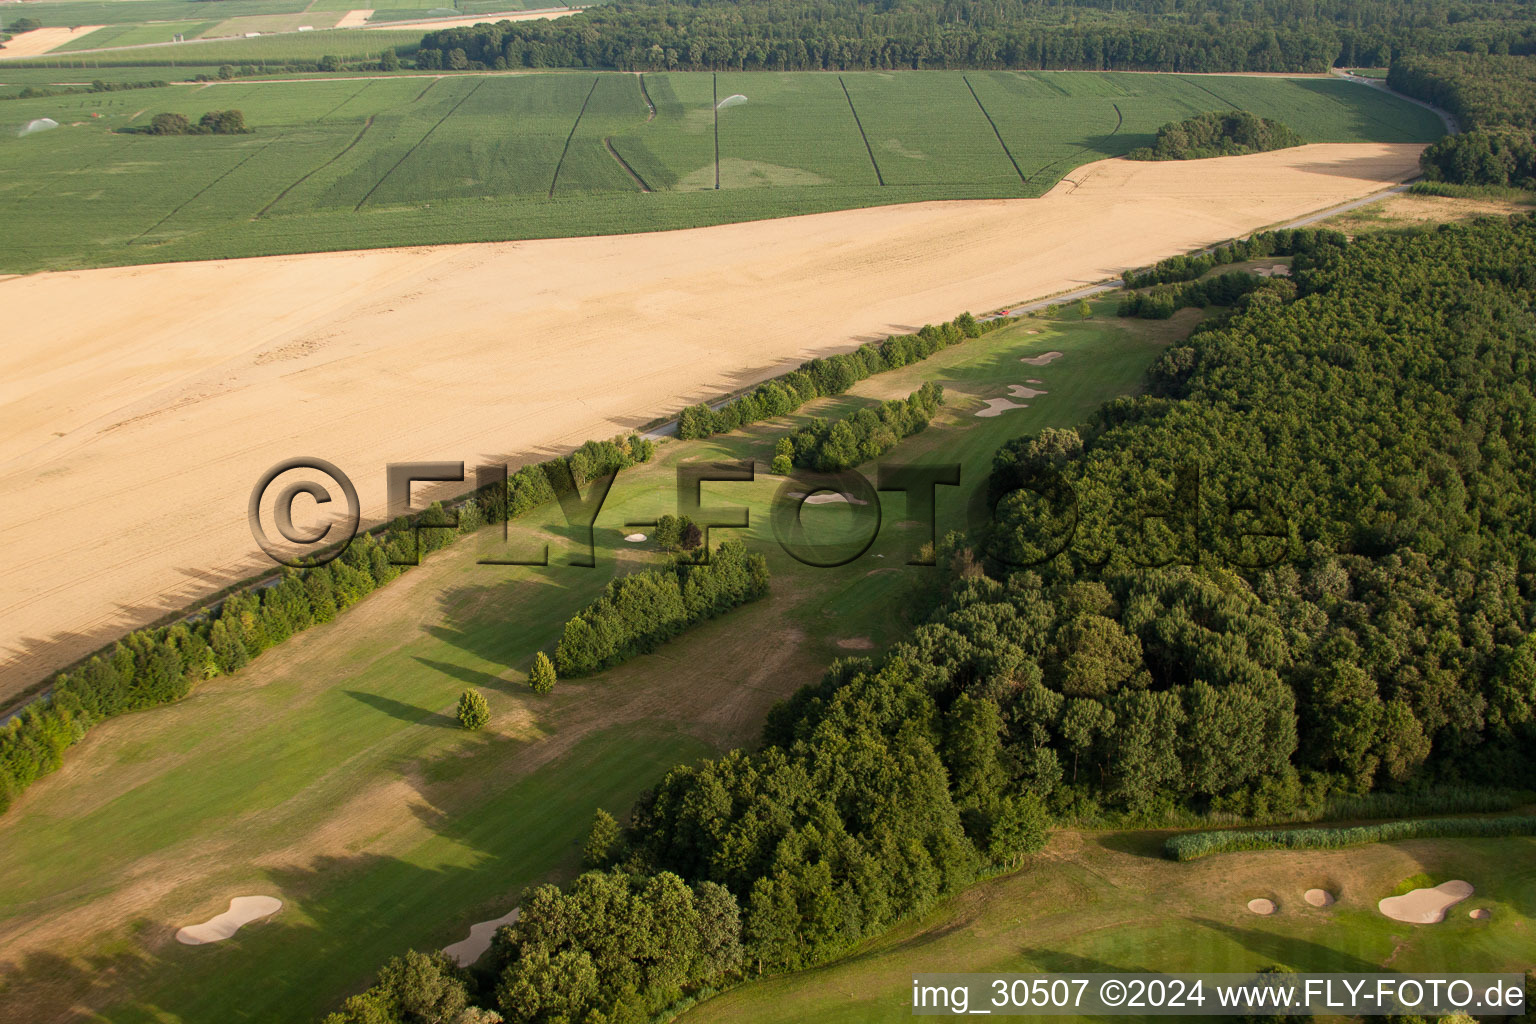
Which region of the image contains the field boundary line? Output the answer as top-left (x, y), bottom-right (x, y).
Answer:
top-left (604, 137), bottom-right (652, 193)
top-left (637, 72), bottom-right (654, 122)
top-left (712, 72), bottom-right (720, 189)
top-left (131, 139), bottom-right (281, 244)
top-left (355, 79), bottom-right (484, 212)
top-left (549, 75), bottom-right (600, 198)
top-left (257, 114), bottom-right (376, 218)
top-left (839, 75), bottom-right (883, 186)
top-left (1177, 74), bottom-right (1243, 111)
top-left (317, 79), bottom-right (374, 121)
top-left (964, 75), bottom-right (1027, 185)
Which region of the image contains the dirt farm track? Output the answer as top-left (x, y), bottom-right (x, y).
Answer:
top-left (0, 142), bottom-right (1423, 701)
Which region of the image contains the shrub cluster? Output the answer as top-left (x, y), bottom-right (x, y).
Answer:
top-left (676, 313), bottom-right (997, 441)
top-left (0, 434), bottom-right (655, 817)
top-left (777, 381), bottom-right (944, 472)
top-left (554, 539), bottom-right (769, 677)
top-left (1165, 815), bottom-right (1536, 861)
top-left (1126, 110), bottom-right (1303, 160)
top-left (145, 109), bottom-right (249, 135)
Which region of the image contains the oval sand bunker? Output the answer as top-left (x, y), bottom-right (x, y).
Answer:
top-left (1247, 898), bottom-right (1277, 915)
top-left (444, 907), bottom-right (520, 966)
top-left (175, 896), bottom-right (282, 945)
top-left (623, 533), bottom-right (647, 542)
top-left (1021, 351), bottom-right (1064, 366)
top-left (1469, 907), bottom-right (1491, 920)
top-left (1304, 889), bottom-right (1336, 907)
top-left (1378, 880), bottom-right (1473, 924)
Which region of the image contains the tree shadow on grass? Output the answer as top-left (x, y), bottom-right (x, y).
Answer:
top-left (1095, 829), bottom-right (1174, 860)
top-left (343, 689), bottom-right (456, 728)
top-left (1190, 917), bottom-right (1390, 973)
top-left (412, 656), bottom-right (514, 695)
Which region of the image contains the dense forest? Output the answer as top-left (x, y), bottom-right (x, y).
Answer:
top-left (1391, 52), bottom-right (1536, 185)
top-left (1126, 110), bottom-right (1303, 160)
top-left (417, 0), bottom-right (1536, 72)
top-left (323, 214), bottom-right (1536, 1023)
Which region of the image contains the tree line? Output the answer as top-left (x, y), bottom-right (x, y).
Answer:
top-left (1120, 227), bottom-right (1347, 289)
top-left (1391, 52), bottom-right (1536, 187)
top-left (1126, 110), bottom-right (1303, 161)
top-left (416, 0), bottom-right (1536, 73)
top-left (1167, 814), bottom-right (1536, 861)
top-left (138, 109), bottom-right (249, 136)
top-left (774, 381), bottom-right (944, 473)
top-left (0, 435), bottom-right (656, 817)
top-left (553, 539), bottom-right (769, 677)
top-left (1116, 269), bottom-right (1282, 319)
top-left (675, 312), bottom-right (999, 442)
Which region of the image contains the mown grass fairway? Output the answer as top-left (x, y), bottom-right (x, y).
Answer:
top-left (0, 69), bottom-right (1441, 271)
top-left (676, 831), bottom-right (1536, 1023)
top-left (0, 305), bottom-right (1175, 1022)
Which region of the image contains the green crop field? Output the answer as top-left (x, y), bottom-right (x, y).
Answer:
top-left (0, 69), bottom-right (1443, 272)
top-left (678, 831), bottom-right (1536, 1023)
top-left (50, 21), bottom-right (224, 52)
top-left (0, 0), bottom-right (310, 29)
top-left (0, 301), bottom-right (1183, 1023)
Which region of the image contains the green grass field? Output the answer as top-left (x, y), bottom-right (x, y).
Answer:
top-left (0, 69), bottom-right (1443, 272)
top-left (0, 302), bottom-right (1178, 1023)
top-left (677, 830), bottom-right (1536, 1023)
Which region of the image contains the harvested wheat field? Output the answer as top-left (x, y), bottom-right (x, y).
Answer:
top-left (0, 26), bottom-right (104, 58)
top-left (0, 143), bottom-right (1422, 700)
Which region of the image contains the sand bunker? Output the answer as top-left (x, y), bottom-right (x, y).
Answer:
top-left (0, 143), bottom-right (1426, 699)
top-left (175, 896), bottom-right (282, 945)
top-left (1021, 351), bottom-right (1064, 366)
top-left (623, 533), bottom-right (646, 542)
top-left (443, 906), bottom-right (520, 967)
top-left (977, 398), bottom-right (1028, 417)
top-left (787, 492), bottom-right (870, 506)
top-left (836, 636), bottom-right (875, 650)
top-left (1008, 385), bottom-right (1047, 399)
top-left (1304, 888), bottom-right (1336, 907)
top-left (716, 94), bottom-right (748, 110)
top-left (1469, 907), bottom-right (1491, 920)
top-left (1026, 378), bottom-right (1043, 384)
top-left (1378, 880), bottom-right (1474, 924)
top-left (1247, 898), bottom-right (1277, 915)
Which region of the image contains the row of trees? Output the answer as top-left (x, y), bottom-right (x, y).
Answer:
top-left (1167, 814), bottom-right (1536, 860)
top-left (0, 435), bottom-right (656, 817)
top-left (1120, 227), bottom-right (1347, 289)
top-left (553, 539), bottom-right (770, 677)
top-left (1126, 110), bottom-right (1303, 160)
top-left (1116, 270), bottom-right (1283, 319)
top-left (675, 312), bottom-right (997, 442)
top-left (774, 381), bottom-right (944, 473)
top-left (415, 0), bottom-right (1536, 74)
top-left (1391, 53), bottom-right (1536, 187)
